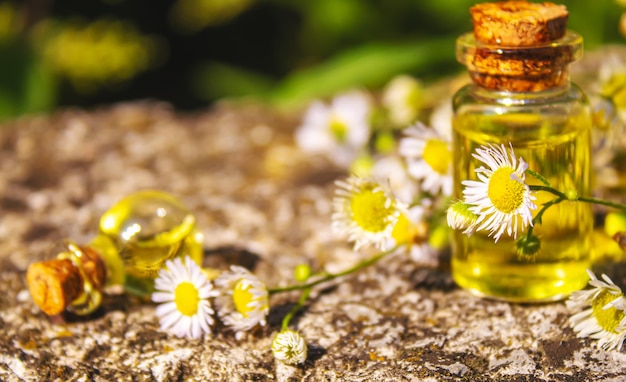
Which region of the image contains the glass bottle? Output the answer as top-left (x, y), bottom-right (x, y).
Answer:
top-left (26, 190), bottom-right (204, 315)
top-left (451, 6), bottom-right (593, 302)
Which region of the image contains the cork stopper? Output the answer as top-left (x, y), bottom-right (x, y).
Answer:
top-left (470, 1), bottom-right (568, 46)
top-left (26, 241), bottom-right (107, 316)
top-left (458, 1), bottom-right (580, 92)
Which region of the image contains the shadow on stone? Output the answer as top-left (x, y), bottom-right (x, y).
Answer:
top-left (203, 246), bottom-right (262, 271)
top-left (410, 267), bottom-right (456, 292)
top-left (306, 344), bottom-right (327, 363)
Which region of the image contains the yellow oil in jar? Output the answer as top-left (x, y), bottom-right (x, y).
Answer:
top-left (452, 111), bottom-right (593, 302)
top-left (93, 190), bottom-right (203, 296)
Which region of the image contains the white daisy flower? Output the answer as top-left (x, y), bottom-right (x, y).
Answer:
top-left (214, 265), bottom-right (269, 334)
top-left (593, 54), bottom-right (626, 134)
top-left (271, 329), bottom-right (308, 365)
top-left (295, 91), bottom-right (371, 167)
top-left (446, 200), bottom-right (478, 236)
top-left (462, 144), bottom-right (537, 242)
top-left (381, 75), bottom-right (423, 127)
top-left (370, 155), bottom-right (418, 204)
top-left (566, 270), bottom-right (626, 351)
top-left (389, 206), bottom-right (438, 267)
top-left (332, 176), bottom-right (405, 251)
top-left (399, 122), bottom-right (452, 196)
top-left (152, 256), bottom-right (218, 339)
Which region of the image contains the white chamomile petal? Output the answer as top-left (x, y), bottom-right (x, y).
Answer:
top-left (399, 122), bottom-right (452, 196)
top-left (461, 143), bottom-right (537, 241)
top-left (332, 176), bottom-right (405, 251)
top-left (152, 256), bottom-right (217, 339)
top-left (382, 75), bottom-right (423, 126)
top-left (294, 91), bottom-right (371, 167)
top-left (566, 269), bottom-right (626, 351)
top-left (447, 201), bottom-right (479, 236)
top-left (214, 266), bottom-right (270, 334)
top-left (271, 330), bottom-right (308, 365)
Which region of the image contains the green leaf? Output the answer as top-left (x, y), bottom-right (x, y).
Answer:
top-left (267, 36), bottom-right (457, 109)
top-left (191, 61), bottom-right (275, 101)
top-left (0, 40), bottom-right (56, 120)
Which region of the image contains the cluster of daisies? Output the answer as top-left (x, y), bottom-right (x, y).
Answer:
top-left (150, 66), bottom-right (626, 358)
top-left (151, 75), bottom-right (455, 364)
top-left (296, 76), bottom-right (454, 265)
top-left (152, 257), bottom-right (307, 365)
top-left (292, 69), bottom-right (626, 354)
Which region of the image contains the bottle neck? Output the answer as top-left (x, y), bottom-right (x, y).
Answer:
top-left (468, 66), bottom-right (571, 93)
top-left (463, 80), bottom-right (583, 108)
top-left (457, 32), bottom-right (582, 93)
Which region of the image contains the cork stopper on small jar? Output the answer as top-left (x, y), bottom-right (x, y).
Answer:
top-left (458, 1), bottom-right (580, 92)
top-left (470, 1), bottom-right (568, 46)
top-left (26, 241), bottom-right (107, 316)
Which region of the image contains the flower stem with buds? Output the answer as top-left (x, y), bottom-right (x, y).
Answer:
top-left (269, 245), bottom-right (400, 330)
top-left (268, 245), bottom-right (399, 295)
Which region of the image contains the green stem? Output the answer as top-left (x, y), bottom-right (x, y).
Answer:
top-left (576, 196), bottom-right (626, 212)
top-left (281, 287), bottom-right (311, 330)
top-left (528, 196), bottom-right (564, 236)
top-left (268, 245), bottom-right (400, 295)
top-left (526, 169), bottom-right (551, 187)
top-left (529, 184), bottom-right (626, 212)
top-left (528, 185), bottom-right (567, 199)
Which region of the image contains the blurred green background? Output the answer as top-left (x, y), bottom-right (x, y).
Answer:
top-left (0, 0), bottom-right (623, 120)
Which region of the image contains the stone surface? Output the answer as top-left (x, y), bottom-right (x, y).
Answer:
top-left (0, 100), bottom-right (625, 382)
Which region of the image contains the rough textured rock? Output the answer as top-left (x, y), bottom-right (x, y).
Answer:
top-left (1, 100), bottom-right (625, 382)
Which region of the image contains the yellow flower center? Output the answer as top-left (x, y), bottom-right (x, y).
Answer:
top-left (174, 282), bottom-right (200, 316)
top-left (329, 116), bottom-right (348, 143)
top-left (350, 187), bottom-right (393, 233)
top-left (591, 290), bottom-right (625, 334)
top-left (487, 167), bottom-right (525, 214)
top-left (233, 279), bottom-right (255, 317)
top-left (423, 139), bottom-right (451, 175)
top-left (391, 214), bottom-right (412, 245)
top-left (391, 213), bottom-right (427, 245)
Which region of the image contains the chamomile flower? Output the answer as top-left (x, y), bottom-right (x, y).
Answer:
top-left (381, 75), bottom-right (424, 127)
top-left (462, 144), bottom-right (536, 242)
top-left (447, 200), bottom-right (479, 235)
top-left (271, 329), bottom-right (308, 365)
top-left (370, 155), bottom-right (418, 204)
top-left (399, 122), bottom-right (452, 196)
top-left (332, 176), bottom-right (404, 251)
top-left (152, 256), bottom-right (218, 339)
top-left (566, 270), bottom-right (626, 351)
top-left (295, 91), bottom-right (371, 167)
top-left (591, 54), bottom-right (626, 135)
top-left (390, 206), bottom-right (438, 266)
top-left (215, 266), bottom-right (269, 334)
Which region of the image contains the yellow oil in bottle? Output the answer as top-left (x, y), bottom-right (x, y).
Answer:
top-left (92, 190), bottom-right (203, 296)
top-left (451, 108), bottom-right (593, 302)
